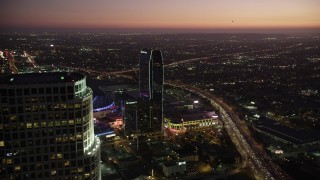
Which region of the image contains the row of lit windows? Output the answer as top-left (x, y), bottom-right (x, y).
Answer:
top-left (1, 145), bottom-right (84, 156)
top-left (1, 94), bottom-right (75, 105)
top-left (0, 165), bottom-right (87, 176)
top-left (1, 111), bottom-right (91, 124)
top-left (55, 134), bottom-right (84, 143)
top-left (1, 126), bottom-right (85, 135)
top-left (0, 86), bottom-right (75, 97)
top-left (1, 124), bottom-right (89, 136)
top-left (0, 119), bottom-right (89, 131)
top-left (1, 103), bottom-right (90, 115)
top-left (1, 154), bottom-right (99, 171)
top-left (0, 89), bottom-right (91, 105)
top-left (0, 153), bottom-right (98, 165)
top-left (0, 155), bottom-right (100, 179)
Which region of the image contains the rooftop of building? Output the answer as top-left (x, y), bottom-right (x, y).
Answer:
top-left (0, 72), bottom-right (85, 85)
top-left (253, 118), bottom-right (320, 145)
top-left (202, 143), bottom-right (238, 157)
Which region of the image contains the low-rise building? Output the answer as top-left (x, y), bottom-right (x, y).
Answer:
top-left (165, 110), bottom-right (219, 132)
top-left (162, 161), bottom-right (186, 177)
top-left (253, 118), bottom-right (320, 147)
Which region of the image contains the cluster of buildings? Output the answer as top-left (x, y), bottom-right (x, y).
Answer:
top-left (122, 48), bottom-right (164, 135)
top-left (0, 48), bottom-right (165, 179)
top-left (0, 47), bottom-right (233, 179)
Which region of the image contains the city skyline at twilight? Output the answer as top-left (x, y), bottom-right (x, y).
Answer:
top-left (1, 0), bottom-right (320, 33)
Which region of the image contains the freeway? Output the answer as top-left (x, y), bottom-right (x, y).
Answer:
top-left (70, 55), bottom-right (216, 79)
top-left (66, 46), bottom-right (284, 80)
top-left (166, 81), bottom-right (292, 180)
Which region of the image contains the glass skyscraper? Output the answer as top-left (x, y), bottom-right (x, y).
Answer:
top-left (137, 48), bottom-right (164, 133)
top-left (0, 72), bottom-right (101, 179)
top-left (149, 49), bottom-right (164, 132)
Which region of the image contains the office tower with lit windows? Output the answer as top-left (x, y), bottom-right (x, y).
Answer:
top-left (0, 72), bottom-right (101, 179)
top-left (137, 49), bottom-right (164, 133)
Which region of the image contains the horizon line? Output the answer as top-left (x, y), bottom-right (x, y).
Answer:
top-left (1, 27), bottom-right (320, 34)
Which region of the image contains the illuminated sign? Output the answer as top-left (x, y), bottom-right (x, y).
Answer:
top-left (178, 162), bottom-right (186, 165)
top-left (275, 150), bottom-right (283, 154)
top-left (141, 51), bottom-right (148, 54)
top-left (126, 101), bottom-right (137, 105)
top-left (93, 102), bottom-right (115, 112)
top-left (106, 134), bottom-right (116, 138)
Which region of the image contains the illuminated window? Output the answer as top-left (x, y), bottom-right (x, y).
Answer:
top-left (70, 136), bottom-right (76, 142)
top-left (75, 104), bottom-right (81, 109)
top-left (51, 170), bottom-right (56, 176)
top-left (64, 161), bottom-right (70, 166)
top-left (41, 122), bottom-right (46, 127)
top-left (55, 121), bottom-right (61, 126)
top-left (27, 123), bottom-right (32, 128)
top-left (48, 121), bottom-right (54, 127)
top-left (33, 122), bottom-right (39, 128)
top-left (63, 137), bottom-right (69, 142)
top-left (78, 168), bottom-right (83, 173)
top-left (62, 121), bottom-right (68, 126)
top-left (25, 106), bottom-right (31, 112)
top-left (14, 165), bottom-right (21, 172)
top-left (0, 141), bottom-right (4, 147)
top-left (50, 154), bottom-right (55, 160)
top-left (76, 134), bottom-right (82, 140)
top-left (68, 120), bottom-right (74, 125)
top-left (9, 115), bottom-right (17, 121)
top-left (60, 104), bottom-right (67, 109)
top-left (39, 105), bottom-right (46, 111)
top-left (57, 153), bottom-right (63, 159)
top-left (55, 113), bottom-right (60, 119)
top-left (56, 137), bottom-right (62, 143)
top-left (5, 158), bottom-right (13, 164)
top-left (31, 98), bottom-right (38, 103)
top-left (76, 118), bottom-right (82, 124)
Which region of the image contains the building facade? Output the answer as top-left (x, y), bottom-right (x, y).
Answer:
top-left (137, 49), bottom-right (164, 133)
top-left (0, 72), bottom-right (101, 179)
top-left (165, 111), bottom-right (219, 132)
top-left (162, 161), bottom-right (186, 177)
top-left (150, 50), bottom-right (164, 133)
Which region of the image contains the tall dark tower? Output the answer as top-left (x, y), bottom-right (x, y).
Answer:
top-left (137, 48), bottom-right (164, 133)
top-left (150, 50), bottom-right (164, 132)
top-left (139, 48), bottom-right (152, 98)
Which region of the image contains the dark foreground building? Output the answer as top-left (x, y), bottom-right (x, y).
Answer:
top-left (0, 72), bottom-right (101, 179)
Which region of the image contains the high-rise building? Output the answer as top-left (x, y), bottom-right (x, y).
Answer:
top-left (139, 48), bottom-right (152, 98)
top-left (0, 72), bottom-right (101, 179)
top-left (136, 48), bottom-right (164, 133)
top-left (149, 50), bottom-right (164, 132)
